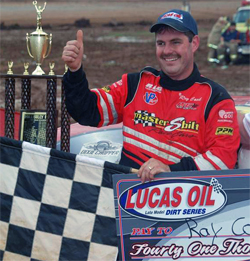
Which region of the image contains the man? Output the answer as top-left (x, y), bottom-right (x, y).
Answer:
top-left (217, 21), bottom-right (241, 68)
top-left (62, 9), bottom-right (240, 182)
top-left (207, 16), bottom-right (229, 64)
top-left (245, 18), bottom-right (250, 44)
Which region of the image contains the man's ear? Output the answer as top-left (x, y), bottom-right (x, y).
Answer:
top-left (192, 35), bottom-right (200, 52)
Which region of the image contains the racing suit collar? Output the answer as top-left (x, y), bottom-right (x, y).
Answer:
top-left (159, 63), bottom-right (200, 91)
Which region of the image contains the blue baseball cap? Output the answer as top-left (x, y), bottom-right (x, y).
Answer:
top-left (150, 9), bottom-right (198, 35)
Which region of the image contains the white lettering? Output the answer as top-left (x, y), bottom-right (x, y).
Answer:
top-left (164, 117), bottom-right (184, 132)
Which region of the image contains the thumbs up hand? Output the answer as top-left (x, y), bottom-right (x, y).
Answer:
top-left (62, 30), bottom-right (84, 72)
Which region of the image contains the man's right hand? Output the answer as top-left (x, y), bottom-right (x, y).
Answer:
top-left (62, 30), bottom-right (84, 72)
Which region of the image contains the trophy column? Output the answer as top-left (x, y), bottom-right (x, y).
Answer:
top-left (46, 78), bottom-right (57, 148)
top-left (21, 80), bottom-right (31, 109)
top-left (21, 63), bottom-right (31, 109)
top-left (5, 78), bottom-right (15, 139)
top-left (61, 81), bottom-right (70, 152)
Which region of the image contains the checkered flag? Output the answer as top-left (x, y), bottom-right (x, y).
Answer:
top-left (210, 177), bottom-right (223, 193)
top-left (0, 137), bottom-right (125, 261)
top-left (134, 110), bottom-right (156, 127)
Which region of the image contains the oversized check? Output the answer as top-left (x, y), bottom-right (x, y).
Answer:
top-left (113, 169), bottom-right (250, 261)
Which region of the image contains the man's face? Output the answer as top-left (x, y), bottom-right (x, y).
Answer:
top-left (155, 27), bottom-right (199, 80)
top-left (230, 25), bottom-right (236, 31)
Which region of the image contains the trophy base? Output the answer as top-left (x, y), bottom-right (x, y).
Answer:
top-left (32, 65), bottom-right (45, 75)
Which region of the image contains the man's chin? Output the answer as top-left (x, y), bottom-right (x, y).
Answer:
top-left (162, 68), bottom-right (180, 79)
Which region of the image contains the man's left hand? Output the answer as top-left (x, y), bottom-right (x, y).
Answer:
top-left (137, 158), bottom-right (171, 183)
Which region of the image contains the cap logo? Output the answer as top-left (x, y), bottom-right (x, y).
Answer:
top-left (161, 12), bottom-right (183, 22)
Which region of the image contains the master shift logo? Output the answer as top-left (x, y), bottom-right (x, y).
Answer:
top-left (134, 110), bottom-right (166, 127)
top-left (134, 111), bottom-right (200, 132)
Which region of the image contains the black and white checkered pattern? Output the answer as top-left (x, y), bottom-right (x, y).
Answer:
top-left (0, 137), bottom-right (118, 261)
top-left (210, 177), bottom-right (223, 194)
top-left (134, 110), bottom-right (156, 127)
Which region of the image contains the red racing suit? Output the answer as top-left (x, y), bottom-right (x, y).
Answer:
top-left (63, 64), bottom-right (240, 171)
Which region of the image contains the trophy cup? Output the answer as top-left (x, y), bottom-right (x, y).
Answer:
top-left (49, 62), bottom-right (55, 75)
top-left (26, 1), bottom-right (52, 75)
top-left (23, 63), bottom-right (30, 75)
top-left (7, 61), bottom-right (14, 75)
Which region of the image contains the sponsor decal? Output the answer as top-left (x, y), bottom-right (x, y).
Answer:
top-left (179, 93), bottom-right (202, 102)
top-left (161, 12), bottom-right (183, 22)
top-left (134, 111), bottom-right (199, 132)
top-left (102, 86), bottom-right (111, 92)
top-left (215, 127), bottom-right (234, 135)
top-left (164, 117), bottom-right (199, 132)
top-left (119, 178), bottom-right (227, 221)
top-left (218, 109), bottom-right (234, 123)
top-left (145, 83), bottom-right (162, 93)
top-left (134, 110), bottom-right (166, 127)
top-left (79, 140), bottom-right (122, 162)
top-left (176, 102), bottom-right (199, 110)
top-left (113, 79), bottom-right (123, 88)
top-left (143, 92), bottom-right (158, 105)
top-left (149, 127), bottom-right (196, 138)
top-left (219, 110), bottom-right (234, 119)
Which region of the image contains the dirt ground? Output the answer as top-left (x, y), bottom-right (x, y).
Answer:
top-left (0, 0), bottom-right (249, 126)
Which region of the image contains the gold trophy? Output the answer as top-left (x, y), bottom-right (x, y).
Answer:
top-left (7, 61), bottom-right (14, 75)
top-left (49, 62), bottom-right (55, 75)
top-left (23, 63), bottom-right (30, 75)
top-left (26, 1), bottom-right (52, 75)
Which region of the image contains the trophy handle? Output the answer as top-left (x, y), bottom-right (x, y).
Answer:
top-left (26, 33), bottom-right (34, 58)
top-left (44, 33), bottom-right (52, 58)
